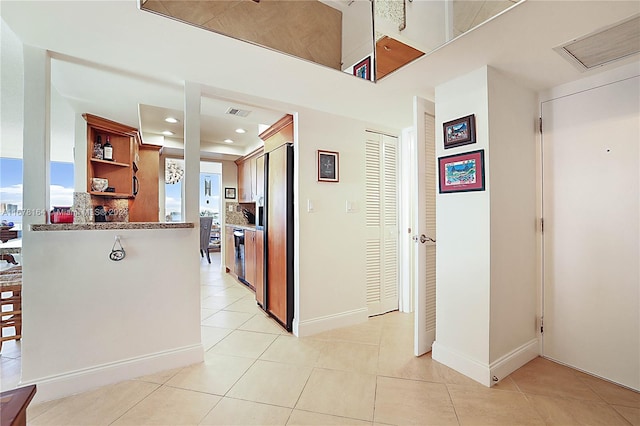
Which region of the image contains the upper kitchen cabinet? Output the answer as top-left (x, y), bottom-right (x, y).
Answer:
top-left (85, 113), bottom-right (137, 198)
top-left (128, 144), bottom-right (162, 222)
top-left (236, 148), bottom-right (264, 202)
top-left (84, 113), bottom-right (162, 222)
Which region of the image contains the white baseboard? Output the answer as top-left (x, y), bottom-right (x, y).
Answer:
top-left (489, 338), bottom-right (539, 384)
top-left (21, 344), bottom-right (204, 404)
top-left (295, 308), bottom-right (368, 337)
top-left (432, 338), bottom-right (539, 387)
top-left (432, 341), bottom-right (492, 386)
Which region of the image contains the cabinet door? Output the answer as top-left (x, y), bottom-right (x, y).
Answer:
top-left (256, 155), bottom-right (265, 204)
top-left (250, 156), bottom-right (257, 201)
top-left (128, 145), bottom-right (160, 222)
top-left (255, 229), bottom-right (265, 307)
top-left (225, 227), bottom-right (235, 273)
top-left (245, 229), bottom-right (256, 287)
top-left (237, 161), bottom-right (252, 202)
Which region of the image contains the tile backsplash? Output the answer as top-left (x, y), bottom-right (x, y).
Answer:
top-left (225, 202), bottom-right (256, 226)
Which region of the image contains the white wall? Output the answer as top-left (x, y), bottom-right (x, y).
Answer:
top-left (21, 228), bottom-right (202, 402)
top-left (487, 67), bottom-right (537, 363)
top-left (50, 87), bottom-right (75, 163)
top-left (434, 67), bottom-right (491, 366)
top-left (341, 0), bottom-right (374, 73)
top-left (433, 66), bottom-right (538, 386)
top-left (294, 107), bottom-right (399, 336)
top-left (0, 18), bottom-right (24, 160)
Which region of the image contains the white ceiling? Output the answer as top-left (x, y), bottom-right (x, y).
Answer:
top-left (2, 0), bottom-right (639, 158)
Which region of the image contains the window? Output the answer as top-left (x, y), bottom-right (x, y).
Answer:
top-left (0, 158), bottom-right (73, 228)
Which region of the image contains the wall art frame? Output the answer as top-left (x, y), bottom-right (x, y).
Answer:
top-left (317, 150), bottom-right (339, 182)
top-left (224, 187), bottom-right (236, 199)
top-left (438, 149), bottom-right (485, 193)
top-left (443, 114), bottom-right (476, 149)
top-left (353, 56), bottom-right (371, 80)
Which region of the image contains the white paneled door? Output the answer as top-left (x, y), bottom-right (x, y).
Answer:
top-left (542, 76), bottom-right (639, 391)
top-left (365, 131), bottom-right (399, 316)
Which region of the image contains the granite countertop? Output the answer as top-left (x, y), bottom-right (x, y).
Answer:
top-left (31, 222), bottom-right (195, 231)
top-left (225, 224), bottom-right (257, 231)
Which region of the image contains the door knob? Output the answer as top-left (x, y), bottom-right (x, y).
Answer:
top-left (413, 234), bottom-right (436, 243)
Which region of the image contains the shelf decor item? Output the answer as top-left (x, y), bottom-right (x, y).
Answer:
top-left (317, 150), bottom-right (339, 182)
top-left (438, 149), bottom-right (485, 193)
top-left (443, 114), bottom-right (476, 149)
top-left (353, 56), bottom-right (371, 80)
top-left (225, 187), bottom-right (236, 199)
top-left (91, 178), bottom-right (109, 192)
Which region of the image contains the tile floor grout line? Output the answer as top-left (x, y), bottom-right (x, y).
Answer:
top-left (106, 381), bottom-right (163, 426)
top-left (444, 382), bottom-right (462, 426)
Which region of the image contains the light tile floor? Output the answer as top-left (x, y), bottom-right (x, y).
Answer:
top-left (1, 253), bottom-right (638, 425)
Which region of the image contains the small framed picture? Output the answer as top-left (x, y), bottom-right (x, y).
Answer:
top-left (224, 187), bottom-right (236, 199)
top-left (353, 56), bottom-right (371, 80)
top-left (317, 150), bottom-right (339, 182)
top-left (438, 149), bottom-right (485, 193)
top-left (443, 114), bottom-right (476, 149)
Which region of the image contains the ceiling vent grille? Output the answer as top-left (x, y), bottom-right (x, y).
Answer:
top-left (555, 15), bottom-right (640, 71)
top-left (225, 107), bottom-right (251, 117)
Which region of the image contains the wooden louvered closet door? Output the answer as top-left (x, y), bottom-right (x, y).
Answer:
top-left (365, 132), bottom-right (399, 316)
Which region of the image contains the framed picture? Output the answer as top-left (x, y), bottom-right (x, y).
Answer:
top-left (353, 56), bottom-right (371, 80)
top-left (438, 149), bottom-right (485, 193)
top-left (224, 187), bottom-right (236, 199)
top-left (443, 114), bottom-right (476, 149)
top-left (317, 150), bottom-right (339, 182)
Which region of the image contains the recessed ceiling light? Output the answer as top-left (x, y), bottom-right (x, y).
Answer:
top-left (162, 131), bottom-right (174, 136)
top-left (164, 117), bottom-right (179, 124)
top-left (235, 128), bottom-right (246, 134)
top-left (224, 139), bottom-right (234, 144)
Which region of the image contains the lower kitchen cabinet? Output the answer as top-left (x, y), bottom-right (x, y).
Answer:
top-left (255, 229), bottom-right (264, 307)
top-left (245, 229), bottom-right (256, 288)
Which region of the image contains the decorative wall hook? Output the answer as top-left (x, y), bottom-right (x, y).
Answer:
top-left (110, 235), bottom-right (126, 261)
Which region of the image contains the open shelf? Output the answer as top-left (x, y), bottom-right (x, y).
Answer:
top-left (90, 158), bottom-right (129, 167)
top-left (89, 191), bottom-right (133, 198)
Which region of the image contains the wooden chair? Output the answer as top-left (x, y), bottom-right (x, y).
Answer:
top-left (1, 267), bottom-right (22, 352)
top-left (199, 216), bottom-right (213, 264)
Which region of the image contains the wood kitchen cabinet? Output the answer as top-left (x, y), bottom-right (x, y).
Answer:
top-left (235, 148), bottom-right (264, 202)
top-left (84, 113), bottom-right (161, 222)
top-left (255, 229), bottom-right (264, 307)
top-left (244, 229), bottom-right (256, 288)
top-left (237, 160), bottom-right (251, 201)
top-left (84, 113), bottom-right (136, 199)
top-left (256, 154), bottom-right (265, 204)
top-left (128, 144), bottom-right (162, 222)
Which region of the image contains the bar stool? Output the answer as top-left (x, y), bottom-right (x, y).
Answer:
top-left (0, 268), bottom-right (22, 352)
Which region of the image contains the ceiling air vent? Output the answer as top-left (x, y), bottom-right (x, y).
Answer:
top-left (555, 14), bottom-right (640, 71)
top-left (225, 107), bottom-right (251, 117)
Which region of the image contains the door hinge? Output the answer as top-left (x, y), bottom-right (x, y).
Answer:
top-left (540, 218), bottom-right (544, 233)
top-left (540, 317), bottom-right (544, 334)
top-left (539, 117), bottom-right (543, 133)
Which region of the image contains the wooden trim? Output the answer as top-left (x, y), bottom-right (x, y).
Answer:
top-left (139, 143), bottom-right (162, 152)
top-left (258, 114), bottom-right (293, 142)
top-left (235, 146), bottom-right (264, 165)
top-left (82, 113), bottom-right (138, 136)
